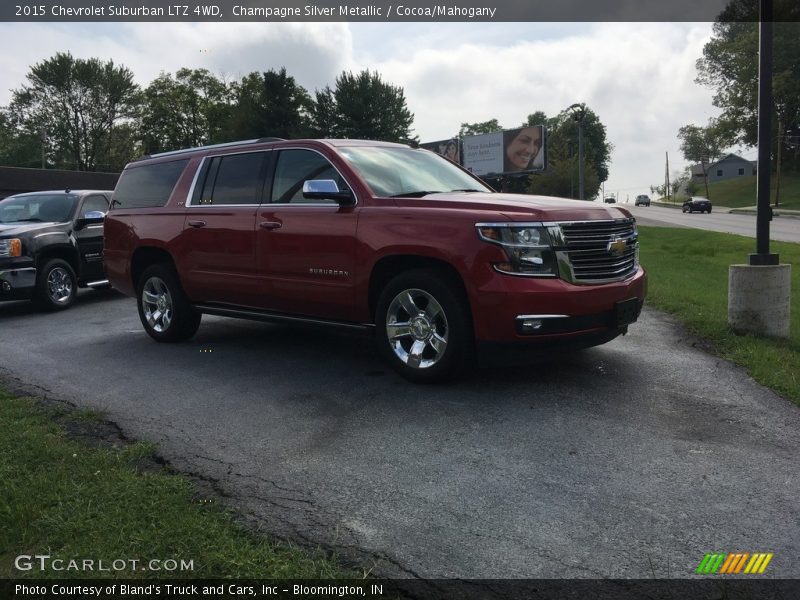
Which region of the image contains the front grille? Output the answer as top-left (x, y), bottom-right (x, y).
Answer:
top-left (0, 240), bottom-right (12, 258)
top-left (553, 219), bottom-right (638, 284)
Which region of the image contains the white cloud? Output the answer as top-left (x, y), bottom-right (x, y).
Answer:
top-left (0, 21), bottom-right (724, 195)
top-left (356, 22), bottom-right (720, 196)
top-left (0, 22), bottom-right (353, 101)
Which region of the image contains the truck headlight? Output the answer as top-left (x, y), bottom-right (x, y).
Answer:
top-left (476, 224), bottom-right (556, 277)
top-left (0, 238), bottom-right (22, 258)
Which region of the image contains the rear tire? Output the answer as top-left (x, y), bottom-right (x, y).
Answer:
top-left (34, 259), bottom-right (77, 311)
top-left (137, 264), bottom-right (201, 342)
top-left (375, 269), bottom-right (472, 383)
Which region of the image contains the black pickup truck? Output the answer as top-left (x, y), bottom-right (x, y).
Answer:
top-left (0, 190), bottom-right (112, 310)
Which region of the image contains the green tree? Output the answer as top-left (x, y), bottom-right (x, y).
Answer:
top-left (526, 106), bottom-right (611, 200)
top-left (696, 0), bottom-right (800, 169)
top-left (228, 68), bottom-right (311, 140)
top-left (0, 112), bottom-right (42, 168)
top-left (677, 120), bottom-right (727, 199)
top-left (308, 86), bottom-right (338, 138)
top-left (7, 52), bottom-right (139, 171)
top-left (139, 68), bottom-right (231, 154)
top-left (328, 70), bottom-right (414, 142)
top-left (458, 119), bottom-right (502, 138)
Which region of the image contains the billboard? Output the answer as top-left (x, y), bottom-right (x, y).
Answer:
top-left (420, 138), bottom-right (461, 164)
top-left (462, 125), bottom-right (546, 177)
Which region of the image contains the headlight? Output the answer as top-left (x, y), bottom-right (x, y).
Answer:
top-left (0, 238), bottom-right (22, 258)
top-left (476, 224), bottom-right (556, 277)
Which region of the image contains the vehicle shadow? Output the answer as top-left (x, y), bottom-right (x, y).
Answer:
top-left (0, 287), bottom-right (125, 320)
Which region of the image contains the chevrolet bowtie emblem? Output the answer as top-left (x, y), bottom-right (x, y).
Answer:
top-left (607, 238), bottom-right (628, 257)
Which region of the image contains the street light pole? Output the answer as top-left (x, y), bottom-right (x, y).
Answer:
top-left (568, 103), bottom-right (587, 200)
top-left (751, 0), bottom-right (778, 265)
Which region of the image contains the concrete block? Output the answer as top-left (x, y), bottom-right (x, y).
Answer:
top-left (728, 264), bottom-right (792, 338)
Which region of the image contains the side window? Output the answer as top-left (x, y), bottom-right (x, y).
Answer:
top-left (201, 152), bottom-right (266, 206)
top-left (272, 149), bottom-right (349, 204)
top-left (113, 159), bottom-right (189, 209)
top-left (80, 194), bottom-right (109, 215)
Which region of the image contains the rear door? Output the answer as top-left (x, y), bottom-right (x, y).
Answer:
top-left (180, 151), bottom-right (269, 307)
top-left (255, 148), bottom-right (358, 321)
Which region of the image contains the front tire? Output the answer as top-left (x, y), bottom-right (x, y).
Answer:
top-left (34, 259), bottom-right (77, 311)
top-left (137, 264), bottom-right (201, 342)
top-left (375, 269), bottom-right (472, 383)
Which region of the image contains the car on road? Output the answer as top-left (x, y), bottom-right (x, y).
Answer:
top-left (0, 189), bottom-right (112, 310)
top-left (604, 197), bottom-right (616, 204)
top-left (635, 195), bottom-right (651, 207)
top-left (104, 138), bottom-right (646, 382)
top-left (682, 197), bottom-right (712, 213)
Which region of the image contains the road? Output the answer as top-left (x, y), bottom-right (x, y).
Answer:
top-left (624, 204), bottom-right (800, 243)
top-left (1, 289), bottom-right (799, 578)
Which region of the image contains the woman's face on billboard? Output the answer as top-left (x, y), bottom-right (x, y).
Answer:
top-left (506, 128), bottom-right (541, 170)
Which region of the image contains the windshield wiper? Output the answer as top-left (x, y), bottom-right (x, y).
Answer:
top-left (7, 218), bottom-right (42, 222)
top-left (389, 191), bottom-right (444, 198)
top-left (450, 188), bottom-right (484, 193)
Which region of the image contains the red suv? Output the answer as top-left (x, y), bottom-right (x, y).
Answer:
top-left (104, 138), bottom-right (646, 382)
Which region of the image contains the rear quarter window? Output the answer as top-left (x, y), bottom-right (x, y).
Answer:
top-left (112, 159), bottom-right (189, 209)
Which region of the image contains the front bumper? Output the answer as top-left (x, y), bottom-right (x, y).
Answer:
top-left (0, 267), bottom-right (37, 300)
top-left (469, 266), bottom-right (647, 344)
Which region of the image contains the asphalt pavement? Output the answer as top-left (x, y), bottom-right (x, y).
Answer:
top-left (625, 204), bottom-right (800, 243)
top-left (1, 289), bottom-right (798, 578)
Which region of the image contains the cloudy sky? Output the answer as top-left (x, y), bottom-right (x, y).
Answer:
top-left (0, 21), bottom-right (747, 199)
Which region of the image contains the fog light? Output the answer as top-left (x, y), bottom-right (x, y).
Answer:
top-left (520, 319), bottom-right (543, 332)
top-left (1, 281), bottom-right (11, 292)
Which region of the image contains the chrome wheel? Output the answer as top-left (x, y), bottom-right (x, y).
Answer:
top-left (142, 276), bottom-right (173, 333)
top-left (385, 288), bottom-right (449, 369)
top-left (47, 266), bottom-right (73, 304)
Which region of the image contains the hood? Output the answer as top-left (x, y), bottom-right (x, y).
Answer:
top-left (0, 221), bottom-right (62, 236)
top-left (393, 192), bottom-right (634, 222)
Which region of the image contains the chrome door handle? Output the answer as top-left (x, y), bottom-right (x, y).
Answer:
top-left (187, 220), bottom-right (206, 228)
top-left (259, 221), bottom-right (282, 230)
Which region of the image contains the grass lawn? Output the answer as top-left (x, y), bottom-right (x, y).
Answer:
top-left (639, 226), bottom-right (800, 405)
top-left (0, 391), bottom-right (358, 579)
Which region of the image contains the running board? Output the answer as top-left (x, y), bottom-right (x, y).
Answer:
top-left (86, 279), bottom-right (110, 288)
top-left (194, 304), bottom-right (374, 332)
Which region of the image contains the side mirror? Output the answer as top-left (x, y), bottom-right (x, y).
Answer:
top-left (75, 211), bottom-right (106, 230)
top-left (302, 180), bottom-right (355, 206)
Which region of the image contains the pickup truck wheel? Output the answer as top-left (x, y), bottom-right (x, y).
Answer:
top-left (34, 259), bottom-right (77, 310)
top-left (137, 264), bottom-right (201, 342)
top-left (376, 270), bottom-right (471, 383)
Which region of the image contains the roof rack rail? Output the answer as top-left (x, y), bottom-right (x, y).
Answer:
top-left (141, 138), bottom-right (285, 161)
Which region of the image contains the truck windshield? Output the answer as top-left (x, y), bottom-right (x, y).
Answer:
top-left (0, 194), bottom-right (78, 224)
top-left (337, 146), bottom-right (492, 198)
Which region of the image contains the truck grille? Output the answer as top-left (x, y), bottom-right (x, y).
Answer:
top-left (550, 219), bottom-right (638, 284)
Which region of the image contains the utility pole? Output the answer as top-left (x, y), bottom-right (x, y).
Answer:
top-left (728, 0), bottom-right (790, 340)
top-left (39, 128), bottom-right (47, 169)
top-left (775, 112), bottom-right (783, 206)
top-left (665, 152), bottom-right (671, 202)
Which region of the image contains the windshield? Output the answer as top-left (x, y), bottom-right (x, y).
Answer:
top-left (0, 194), bottom-right (77, 224)
top-left (337, 146), bottom-right (492, 198)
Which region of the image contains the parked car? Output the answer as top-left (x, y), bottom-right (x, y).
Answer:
top-left (635, 195), bottom-right (651, 206)
top-left (104, 139), bottom-right (646, 383)
top-left (0, 189), bottom-right (112, 310)
top-left (682, 197), bottom-right (712, 213)
top-left (604, 197), bottom-right (616, 204)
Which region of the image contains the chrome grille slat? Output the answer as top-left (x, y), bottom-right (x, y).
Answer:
top-left (556, 219), bottom-right (638, 284)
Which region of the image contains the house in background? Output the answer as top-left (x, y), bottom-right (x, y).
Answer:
top-left (0, 166), bottom-right (120, 200)
top-left (690, 154), bottom-right (756, 185)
